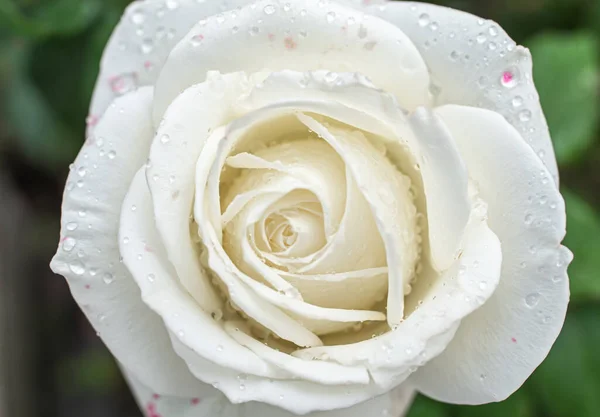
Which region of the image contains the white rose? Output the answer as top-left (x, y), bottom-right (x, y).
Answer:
top-left (51, 0), bottom-right (572, 416)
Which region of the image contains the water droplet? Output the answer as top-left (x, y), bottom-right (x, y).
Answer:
top-left (131, 11), bottom-right (145, 25)
top-left (458, 265), bottom-right (467, 275)
top-left (418, 13), bottom-right (430, 27)
top-left (109, 73), bottom-right (138, 95)
top-left (326, 11), bottom-right (336, 23)
top-left (62, 237), bottom-right (77, 252)
top-left (217, 344), bottom-right (224, 352)
top-left (131, 205), bottom-right (137, 212)
top-left (264, 4), bottom-right (276, 15)
top-left (249, 26), bottom-right (260, 36)
top-left (239, 384), bottom-right (246, 391)
top-left (479, 281), bottom-right (488, 290)
top-left (122, 237), bottom-right (130, 245)
top-left (141, 38), bottom-right (154, 54)
top-left (108, 150), bottom-right (117, 160)
top-left (147, 273), bottom-right (155, 283)
top-left (489, 26), bottom-right (499, 37)
top-left (66, 222), bottom-right (78, 231)
top-left (78, 210), bottom-right (87, 218)
top-left (488, 42), bottom-right (497, 51)
top-left (449, 50), bottom-right (460, 61)
top-left (429, 22), bottom-right (439, 31)
top-left (524, 213), bottom-right (533, 225)
top-left (324, 71), bottom-right (338, 83)
top-left (519, 110), bottom-right (532, 122)
top-left (103, 273), bottom-right (115, 285)
top-left (476, 33), bottom-right (487, 44)
top-left (190, 34), bottom-right (204, 46)
top-left (525, 292), bottom-right (540, 308)
top-left (69, 261), bottom-right (85, 275)
top-left (160, 134), bottom-right (171, 144)
top-left (512, 96), bottom-right (524, 107)
top-left (166, 0), bottom-right (179, 10)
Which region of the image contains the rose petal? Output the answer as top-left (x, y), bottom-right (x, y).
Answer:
top-left (297, 114), bottom-right (418, 327)
top-left (124, 367), bottom-right (415, 417)
top-left (366, 1), bottom-right (559, 181)
top-left (119, 168), bottom-right (286, 380)
top-left (408, 107), bottom-right (470, 272)
top-left (50, 88), bottom-right (206, 396)
top-left (146, 73), bottom-right (251, 315)
top-left (294, 200), bottom-right (502, 389)
top-left (409, 105), bottom-right (571, 404)
top-left (153, 0), bottom-right (430, 123)
top-left (88, 0), bottom-right (258, 126)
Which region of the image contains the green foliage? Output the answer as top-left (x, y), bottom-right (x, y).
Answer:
top-left (530, 305), bottom-right (600, 417)
top-left (563, 190), bottom-right (600, 301)
top-left (406, 395), bottom-right (449, 417)
top-left (0, 0), bottom-right (103, 39)
top-left (528, 32), bottom-right (599, 166)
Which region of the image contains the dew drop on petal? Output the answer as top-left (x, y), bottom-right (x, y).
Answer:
top-left (62, 237), bottom-right (77, 252)
top-left (512, 96), bottom-right (524, 107)
top-left (418, 13), bottom-right (430, 27)
top-left (69, 261), bottom-right (85, 275)
top-left (519, 110), bottom-right (532, 122)
top-left (525, 292), bottom-right (540, 308)
top-left (103, 273), bottom-right (115, 285)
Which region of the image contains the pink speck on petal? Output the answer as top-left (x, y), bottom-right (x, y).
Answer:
top-left (86, 115), bottom-right (98, 127)
top-left (511, 337), bottom-right (517, 343)
top-left (284, 37), bottom-right (297, 50)
top-left (268, 33), bottom-right (275, 41)
top-left (503, 72), bottom-right (513, 84)
top-left (109, 73), bottom-right (138, 95)
top-left (144, 245), bottom-right (154, 253)
top-left (85, 284), bottom-right (91, 290)
top-left (191, 398), bottom-right (200, 405)
top-left (152, 394), bottom-right (160, 400)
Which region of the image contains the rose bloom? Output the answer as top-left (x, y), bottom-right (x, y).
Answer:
top-left (51, 0), bottom-right (572, 416)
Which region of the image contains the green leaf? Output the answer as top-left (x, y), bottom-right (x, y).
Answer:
top-left (563, 189), bottom-right (600, 302)
top-left (449, 388), bottom-right (533, 417)
top-left (529, 305), bottom-right (600, 417)
top-left (527, 32), bottom-right (599, 166)
top-left (406, 395), bottom-right (449, 417)
top-left (2, 40), bottom-right (80, 170)
top-left (56, 348), bottom-right (121, 394)
top-left (0, 0), bottom-right (102, 39)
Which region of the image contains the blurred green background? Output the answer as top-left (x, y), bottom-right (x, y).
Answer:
top-left (0, 0), bottom-right (598, 417)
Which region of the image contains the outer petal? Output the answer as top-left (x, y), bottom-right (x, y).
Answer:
top-left (89, 0), bottom-right (391, 124)
top-left (50, 88), bottom-right (206, 396)
top-left (88, 0), bottom-right (254, 125)
top-left (124, 369), bottom-right (416, 417)
top-left (410, 105), bottom-right (571, 404)
top-left (153, 0), bottom-right (430, 122)
top-left (366, 1), bottom-right (559, 181)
